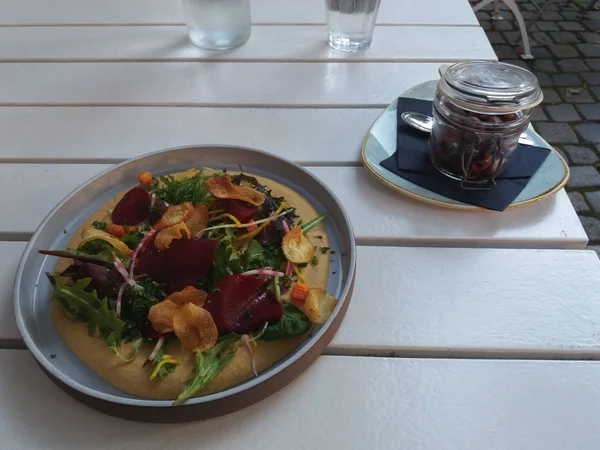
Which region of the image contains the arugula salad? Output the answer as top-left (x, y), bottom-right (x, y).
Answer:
top-left (40, 168), bottom-right (338, 405)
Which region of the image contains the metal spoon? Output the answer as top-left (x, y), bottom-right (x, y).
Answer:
top-left (401, 111), bottom-right (533, 145)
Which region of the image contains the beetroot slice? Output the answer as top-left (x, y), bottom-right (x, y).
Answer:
top-left (221, 199), bottom-right (258, 223)
top-left (136, 237), bottom-right (218, 293)
top-left (204, 274), bottom-right (283, 335)
top-left (112, 187), bottom-right (151, 225)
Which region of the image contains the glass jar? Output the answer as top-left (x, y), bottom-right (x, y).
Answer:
top-left (182, 0), bottom-right (251, 51)
top-left (429, 61), bottom-right (543, 189)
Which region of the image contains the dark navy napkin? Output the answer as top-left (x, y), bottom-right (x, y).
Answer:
top-left (379, 98), bottom-right (551, 211)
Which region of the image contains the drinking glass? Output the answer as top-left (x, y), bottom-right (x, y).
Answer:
top-left (182, 0), bottom-right (251, 51)
top-left (325, 0), bottom-right (381, 52)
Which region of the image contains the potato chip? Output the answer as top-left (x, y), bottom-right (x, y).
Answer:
top-left (184, 203), bottom-right (209, 235)
top-left (166, 286), bottom-right (207, 307)
top-left (282, 227), bottom-right (314, 264)
top-left (304, 288), bottom-right (338, 324)
top-left (152, 202), bottom-right (194, 231)
top-left (154, 222), bottom-right (191, 250)
top-left (173, 303), bottom-right (218, 351)
top-left (206, 174), bottom-right (266, 206)
top-left (78, 227), bottom-right (134, 256)
top-left (148, 299), bottom-right (179, 334)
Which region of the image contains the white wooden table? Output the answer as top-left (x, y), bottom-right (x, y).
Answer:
top-left (1, 1), bottom-right (599, 448)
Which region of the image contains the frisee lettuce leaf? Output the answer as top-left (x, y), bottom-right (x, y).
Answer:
top-left (152, 170), bottom-right (215, 206)
top-left (207, 228), bottom-right (244, 287)
top-left (110, 337), bottom-right (144, 362)
top-left (47, 274), bottom-right (124, 348)
top-left (173, 335), bottom-right (240, 405)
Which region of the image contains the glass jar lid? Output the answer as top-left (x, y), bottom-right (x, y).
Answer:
top-left (438, 61), bottom-right (543, 113)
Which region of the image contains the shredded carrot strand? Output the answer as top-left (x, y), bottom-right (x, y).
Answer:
top-left (208, 213), bottom-right (242, 227)
top-left (294, 264), bottom-right (306, 284)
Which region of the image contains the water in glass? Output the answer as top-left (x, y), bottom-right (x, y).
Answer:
top-left (325, 0), bottom-right (381, 52)
top-left (182, 0), bottom-right (251, 51)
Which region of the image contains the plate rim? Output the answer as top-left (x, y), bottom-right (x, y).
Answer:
top-left (360, 82), bottom-right (571, 211)
top-left (14, 144), bottom-right (356, 414)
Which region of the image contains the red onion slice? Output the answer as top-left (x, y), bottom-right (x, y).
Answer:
top-left (242, 268), bottom-right (284, 277)
top-left (147, 335), bottom-right (164, 362)
top-left (116, 283), bottom-right (126, 319)
top-left (129, 229), bottom-right (157, 278)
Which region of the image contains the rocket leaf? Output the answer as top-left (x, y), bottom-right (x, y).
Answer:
top-left (47, 273), bottom-right (124, 348)
top-left (173, 335), bottom-right (239, 405)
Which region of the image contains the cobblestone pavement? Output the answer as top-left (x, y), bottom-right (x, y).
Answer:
top-left (473, 0), bottom-right (600, 253)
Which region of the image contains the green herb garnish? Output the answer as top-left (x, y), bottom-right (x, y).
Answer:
top-left (320, 247), bottom-right (330, 254)
top-left (153, 170), bottom-right (214, 206)
top-left (281, 275), bottom-right (293, 291)
top-left (311, 256), bottom-right (319, 265)
top-left (121, 277), bottom-right (167, 340)
top-left (273, 276), bottom-right (283, 303)
top-left (92, 221), bottom-right (108, 231)
top-left (120, 229), bottom-right (144, 250)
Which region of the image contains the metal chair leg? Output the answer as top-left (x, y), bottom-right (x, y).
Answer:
top-left (471, 0), bottom-right (533, 59)
top-left (503, 0), bottom-right (534, 59)
top-left (492, 0), bottom-right (504, 20)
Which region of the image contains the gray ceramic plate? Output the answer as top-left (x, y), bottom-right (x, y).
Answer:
top-left (14, 145), bottom-right (356, 422)
top-left (361, 80), bottom-right (570, 210)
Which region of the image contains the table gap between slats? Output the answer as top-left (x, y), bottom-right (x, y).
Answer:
top-left (0, 23), bottom-right (483, 28)
top-left (0, 164), bottom-right (586, 248)
top-left (0, 0), bottom-right (480, 27)
top-left (0, 25), bottom-right (495, 63)
top-left (0, 103), bottom-right (395, 109)
top-left (0, 62), bottom-right (446, 106)
top-left (5, 241), bottom-right (600, 358)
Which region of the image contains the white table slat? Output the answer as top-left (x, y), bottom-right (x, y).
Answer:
top-left (318, 167), bottom-right (585, 248)
top-left (0, 62), bottom-right (443, 106)
top-left (0, 26), bottom-right (495, 62)
top-left (333, 247), bottom-right (600, 357)
top-left (4, 242), bottom-right (600, 358)
top-left (2, 351), bottom-right (600, 449)
top-left (0, 107), bottom-right (379, 164)
top-left (0, 0), bottom-right (479, 26)
top-left (0, 164), bottom-right (586, 248)
top-left (0, 242), bottom-right (24, 344)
